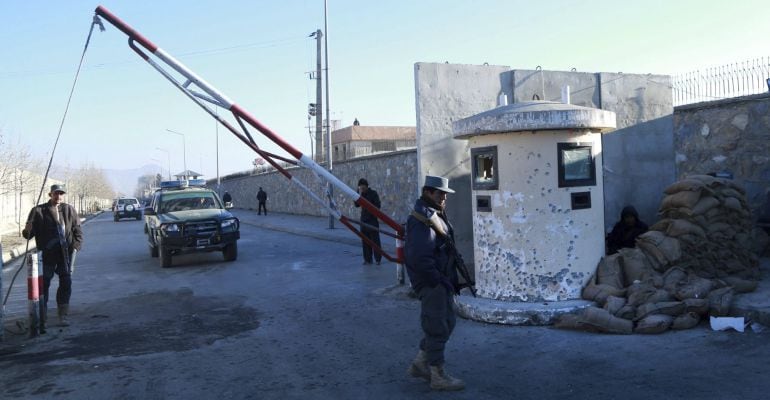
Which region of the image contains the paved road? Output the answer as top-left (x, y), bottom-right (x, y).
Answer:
top-left (1, 211), bottom-right (769, 399)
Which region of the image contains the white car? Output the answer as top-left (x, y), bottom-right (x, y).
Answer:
top-left (113, 197), bottom-right (142, 221)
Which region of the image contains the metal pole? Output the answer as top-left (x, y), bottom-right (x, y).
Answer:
top-left (216, 109), bottom-right (220, 191)
top-left (396, 235), bottom-right (406, 285)
top-left (27, 252), bottom-right (40, 338)
top-left (315, 29), bottom-right (323, 163)
top-left (324, 0), bottom-right (334, 229)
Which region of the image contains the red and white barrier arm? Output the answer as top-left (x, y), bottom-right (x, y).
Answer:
top-left (94, 6), bottom-right (405, 253)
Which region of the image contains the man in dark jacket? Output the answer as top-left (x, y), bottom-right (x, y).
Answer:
top-left (256, 187), bottom-right (267, 215)
top-left (22, 184), bottom-right (83, 328)
top-left (404, 175), bottom-right (464, 391)
top-left (354, 178), bottom-right (382, 265)
top-left (222, 191), bottom-right (232, 206)
top-left (606, 205), bottom-right (648, 255)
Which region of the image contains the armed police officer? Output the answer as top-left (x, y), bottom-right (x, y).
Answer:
top-left (22, 184), bottom-right (83, 328)
top-left (404, 175), bottom-right (465, 391)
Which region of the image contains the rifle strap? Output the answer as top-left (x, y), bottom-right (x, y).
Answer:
top-left (410, 210), bottom-right (448, 238)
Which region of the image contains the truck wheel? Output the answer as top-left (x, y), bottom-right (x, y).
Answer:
top-left (159, 244), bottom-right (172, 268)
top-left (223, 242), bottom-right (238, 262)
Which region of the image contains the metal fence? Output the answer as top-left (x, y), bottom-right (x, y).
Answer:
top-left (672, 57), bottom-right (770, 106)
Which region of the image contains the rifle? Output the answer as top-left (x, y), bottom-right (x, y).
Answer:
top-left (410, 210), bottom-right (477, 297)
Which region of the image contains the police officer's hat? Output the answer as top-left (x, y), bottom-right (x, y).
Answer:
top-left (424, 175), bottom-right (454, 194)
top-left (50, 184), bottom-right (67, 194)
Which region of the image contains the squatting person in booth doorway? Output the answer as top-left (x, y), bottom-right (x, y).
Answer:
top-left (354, 178), bottom-right (382, 265)
top-left (22, 184), bottom-right (84, 329)
top-left (404, 175), bottom-right (465, 391)
top-left (606, 205), bottom-right (649, 255)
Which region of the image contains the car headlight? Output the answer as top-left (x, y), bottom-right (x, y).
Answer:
top-left (221, 219), bottom-right (238, 232)
top-left (161, 223), bottom-right (180, 233)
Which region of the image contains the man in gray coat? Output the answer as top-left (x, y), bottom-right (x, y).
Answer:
top-left (404, 175), bottom-right (464, 391)
top-left (23, 184), bottom-right (83, 328)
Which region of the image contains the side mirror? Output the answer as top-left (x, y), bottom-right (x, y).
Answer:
top-left (144, 207), bottom-right (156, 216)
top-left (224, 201), bottom-right (233, 209)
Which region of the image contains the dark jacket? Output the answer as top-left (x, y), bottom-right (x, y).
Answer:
top-left (404, 197), bottom-right (458, 293)
top-left (354, 188), bottom-right (381, 224)
top-left (257, 190), bottom-right (267, 202)
top-left (222, 192), bottom-right (232, 203)
top-left (22, 202), bottom-right (83, 254)
top-left (606, 206), bottom-right (648, 254)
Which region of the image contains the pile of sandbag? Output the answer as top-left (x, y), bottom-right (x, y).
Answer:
top-left (556, 175), bottom-right (762, 334)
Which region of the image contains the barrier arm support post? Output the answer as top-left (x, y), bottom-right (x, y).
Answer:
top-left (27, 252), bottom-right (40, 338)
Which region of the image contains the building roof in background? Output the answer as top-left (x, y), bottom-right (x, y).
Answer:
top-left (332, 126), bottom-right (416, 144)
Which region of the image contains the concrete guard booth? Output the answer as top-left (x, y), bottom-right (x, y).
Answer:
top-left (452, 100), bottom-right (617, 325)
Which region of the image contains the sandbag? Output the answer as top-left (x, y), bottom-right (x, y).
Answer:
top-left (634, 314), bottom-right (674, 334)
top-left (635, 301), bottom-right (686, 320)
top-left (663, 267), bottom-right (687, 292)
top-left (603, 296), bottom-right (627, 315)
top-left (664, 179), bottom-right (705, 195)
top-left (660, 190), bottom-right (702, 210)
top-left (626, 283), bottom-right (658, 307)
top-left (597, 254), bottom-right (624, 289)
top-left (723, 276), bottom-right (758, 293)
top-left (581, 307), bottom-right (633, 334)
top-left (683, 298), bottom-right (710, 315)
top-left (665, 219), bottom-right (706, 238)
top-left (657, 236), bottom-right (682, 263)
top-left (691, 196), bottom-right (720, 215)
top-left (722, 197), bottom-right (743, 212)
top-left (708, 287), bottom-right (734, 317)
top-left (675, 274), bottom-right (714, 300)
top-left (582, 283), bottom-right (626, 306)
top-left (618, 248), bottom-right (654, 284)
top-left (553, 314), bottom-right (601, 333)
top-left (614, 305), bottom-right (636, 320)
top-left (637, 241), bottom-right (667, 269)
top-left (672, 312), bottom-right (701, 330)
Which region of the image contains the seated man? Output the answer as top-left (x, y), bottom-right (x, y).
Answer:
top-left (606, 205), bottom-right (648, 255)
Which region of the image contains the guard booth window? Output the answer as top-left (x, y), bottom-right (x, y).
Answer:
top-left (557, 142), bottom-right (596, 187)
top-left (471, 146), bottom-right (498, 190)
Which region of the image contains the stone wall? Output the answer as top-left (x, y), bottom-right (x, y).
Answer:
top-left (674, 93), bottom-right (770, 220)
top-left (215, 149), bottom-right (418, 224)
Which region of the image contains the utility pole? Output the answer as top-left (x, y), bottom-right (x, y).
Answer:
top-left (324, 0), bottom-right (334, 229)
top-left (313, 29), bottom-right (323, 163)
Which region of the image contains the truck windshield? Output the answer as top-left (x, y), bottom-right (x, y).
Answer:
top-left (160, 192), bottom-right (221, 212)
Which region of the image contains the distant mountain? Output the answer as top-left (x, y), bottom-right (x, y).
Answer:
top-left (103, 164), bottom-right (166, 197)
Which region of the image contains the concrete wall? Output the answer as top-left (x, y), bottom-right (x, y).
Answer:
top-left (599, 73), bottom-right (675, 229)
top-left (673, 93), bottom-right (770, 220)
top-left (414, 63), bottom-right (675, 268)
top-left (215, 149), bottom-right (417, 225)
top-left (414, 63), bottom-right (512, 262)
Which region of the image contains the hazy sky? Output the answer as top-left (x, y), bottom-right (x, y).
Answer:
top-left (1, 0), bottom-right (768, 179)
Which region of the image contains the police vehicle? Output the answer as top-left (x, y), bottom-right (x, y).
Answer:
top-left (144, 179), bottom-right (239, 268)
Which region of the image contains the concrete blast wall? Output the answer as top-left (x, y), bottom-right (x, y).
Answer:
top-left (414, 63), bottom-right (674, 266)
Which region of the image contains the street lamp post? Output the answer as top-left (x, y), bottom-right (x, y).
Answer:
top-left (165, 129), bottom-right (187, 179)
top-left (156, 147), bottom-right (171, 180)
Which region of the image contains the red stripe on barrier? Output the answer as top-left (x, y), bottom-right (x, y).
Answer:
top-left (230, 104), bottom-right (303, 160)
top-left (28, 277), bottom-right (39, 300)
top-left (95, 6), bottom-right (158, 53)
